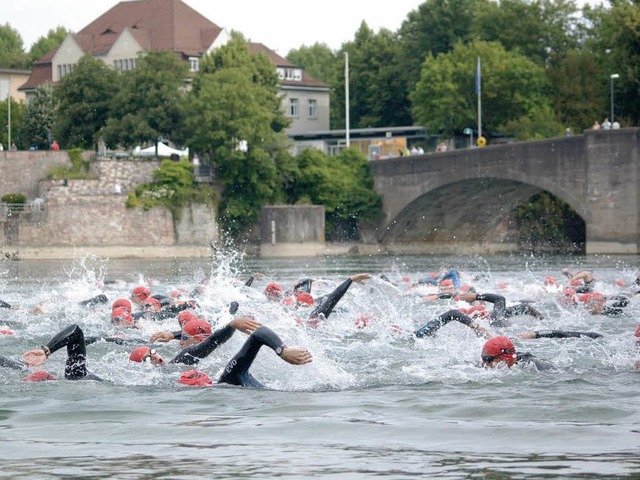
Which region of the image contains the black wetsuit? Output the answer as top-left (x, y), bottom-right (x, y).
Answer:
top-left (217, 326), bottom-right (287, 388)
top-left (474, 293), bottom-right (542, 327)
top-left (0, 299), bottom-right (12, 309)
top-left (172, 324), bottom-right (288, 388)
top-left (78, 294), bottom-right (109, 307)
top-left (309, 278), bottom-right (355, 320)
top-left (39, 324), bottom-right (101, 380)
top-left (415, 309), bottom-right (479, 338)
top-left (170, 323), bottom-right (236, 365)
top-left (516, 352), bottom-right (555, 371)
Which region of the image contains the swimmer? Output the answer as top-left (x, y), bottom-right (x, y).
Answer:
top-left (457, 291), bottom-right (544, 327)
top-left (481, 336), bottom-right (555, 371)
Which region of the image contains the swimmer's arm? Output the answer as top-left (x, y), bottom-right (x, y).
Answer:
top-left (516, 330), bottom-right (602, 340)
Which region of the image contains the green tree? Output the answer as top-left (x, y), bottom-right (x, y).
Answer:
top-left (584, 0), bottom-right (640, 125)
top-left (397, 0), bottom-right (481, 92)
top-left (471, 0), bottom-right (580, 66)
top-left (0, 97), bottom-right (26, 149)
top-left (29, 26), bottom-right (70, 63)
top-left (546, 49), bottom-right (605, 132)
top-left (186, 35), bottom-right (292, 238)
top-left (103, 51), bottom-right (188, 149)
top-left (286, 42), bottom-right (337, 83)
top-left (54, 55), bottom-right (119, 149)
top-left (0, 23), bottom-right (30, 68)
top-left (411, 41), bottom-right (552, 137)
top-left (332, 23), bottom-right (411, 129)
top-left (21, 83), bottom-right (58, 149)
top-left (290, 148), bottom-right (382, 240)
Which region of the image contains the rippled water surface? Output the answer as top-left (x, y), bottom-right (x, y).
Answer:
top-left (1, 253), bottom-right (640, 479)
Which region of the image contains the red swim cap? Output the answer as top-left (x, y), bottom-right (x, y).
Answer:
top-left (440, 279), bottom-right (453, 287)
top-left (112, 298), bottom-right (132, 313)
top-left (354, 315), bottom-right (370, 329)
top-left (296, 292), bottom-right (314, 306)
top-left (0, 329), bottom-right (14, 335)
top-left (265, 282), bottom-right (283, 300)
top-left (179, 369), bottom-right (213, 386)
top-left (177, 310), bottom-right (197, 328)
top-left (22, 370), bottom-right (56, 382)
top-left (132, 286), bottom-right (151, 301)
top-left (111, 307), bottom-right (135, 326)
top-left (183, 319), bottom-right (212, 339)
top-left (129, 346), bottom-right (151, 363)
top-left (143, 297), bottom-right (162, 310)
top-left (481, 336), bottom-right (517, 367)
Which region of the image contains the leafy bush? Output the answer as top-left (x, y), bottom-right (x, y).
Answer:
top-left (1, 193), bottom-right (26, 204)
top-left (126, 160), bottom-right (217, 214)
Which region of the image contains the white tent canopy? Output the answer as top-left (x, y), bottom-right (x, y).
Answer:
top-left (133, 142), bottom-right (188, 158)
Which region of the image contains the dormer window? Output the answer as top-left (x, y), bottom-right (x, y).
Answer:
top-left (277, 67), bottom-right (302, 81)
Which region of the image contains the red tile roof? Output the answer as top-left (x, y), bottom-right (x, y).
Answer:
top-left (77, 0), bottom-right (222, 57)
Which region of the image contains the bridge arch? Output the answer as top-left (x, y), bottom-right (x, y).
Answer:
top-left (379, 177), bottom-right (585, 251)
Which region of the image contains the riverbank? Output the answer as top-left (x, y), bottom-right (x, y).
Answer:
top-left (2, 241), bottom-right (522, 260)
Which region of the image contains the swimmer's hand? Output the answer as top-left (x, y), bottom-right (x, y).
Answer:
top-left (350, 273), bottom-right (373, 284)
top-left (458, 292), bottom-right (478, 303)
top-left (149, 332), bottom-right (175, 343)
top-left (22, 349), bottom-right (47, 367)
top-left (280, 347), bottom-right (312, 365)
top-left (230, 315), bottom-right (261, 334)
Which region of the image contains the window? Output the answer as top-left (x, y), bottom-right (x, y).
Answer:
top-left (189, 57), bottom-right (199, 72)
top-left (113, 58), bottom-right (136, 72)
top-left (288, 98), bottom-right (299, 118)
top-left (308, 99), bottom-right (317, 118)
top-left (57, 63), bottom-right (74, 79)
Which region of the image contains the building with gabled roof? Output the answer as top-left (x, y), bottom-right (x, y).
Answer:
top-left (19, 0), bottom-right (329, 135)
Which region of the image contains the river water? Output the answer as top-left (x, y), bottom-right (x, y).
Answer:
top-left (1, 252), bottom-right (639, 479)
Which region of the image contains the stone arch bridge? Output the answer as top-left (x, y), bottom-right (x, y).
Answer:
top-left (369, 128), bottom-right (640, 254)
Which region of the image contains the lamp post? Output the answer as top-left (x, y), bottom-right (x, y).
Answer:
top-left (610, 73), bottom-right (619, 124)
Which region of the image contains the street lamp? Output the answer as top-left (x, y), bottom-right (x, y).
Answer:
top-left (610, 73), bottom-right (619, 124)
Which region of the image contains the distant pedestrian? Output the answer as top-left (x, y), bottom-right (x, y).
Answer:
top-left (9, 143), bottom-right (17, 151)
top-left (592, 121), bottom-right (601, 130)
top-left (565, 128), bottom-right (572, 137)
top-left (51, 140), bottom-right (60, 151)
top-left (602, 118), bottom-right (611, 130)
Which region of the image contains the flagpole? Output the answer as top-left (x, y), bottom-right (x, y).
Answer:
top-left (345, 52), bottom-right (350, 148)
top-left (477, 56), bottom-right (482, 140)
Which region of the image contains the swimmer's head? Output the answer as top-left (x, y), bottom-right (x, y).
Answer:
top-left (111, 307), bottom-right (135, 327)
top-left (177, 310), bottom-right (197, 328)
top-left (143, 297), bottom-right (162, 312)
top-left (265, 282), bottom-right (283, 301)
top-left (129, 346), bottom-right (165, 365)
top-left (180, 319), bottom-right (212, 346)
top-left (295, 292), bottom-right (314, 307)
top-left (112, 298), bottom-right (132, 313)
top-left (481, 336), bottom-right (517, 368)
top-left (131, 286), bottom-right (151, 304)
top-left (179, 369), bottom-right (213, 387)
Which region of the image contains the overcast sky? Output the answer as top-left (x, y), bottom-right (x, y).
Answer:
top-left (7, 0), bottom-right (427, 56)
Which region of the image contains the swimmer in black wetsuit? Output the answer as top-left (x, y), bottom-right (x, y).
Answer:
top-left (481, 336), bottom-right (556, 371)
top-left (414, 308), bottom-right (602, 341)
top-left (304, 273), bottom-right (372, 327)
top-left (129, 316), bottom-right (312, 388)
top-left (457, 291), bottom-right (543, 327)
top-left (22, 324), bottom-right (102, 380)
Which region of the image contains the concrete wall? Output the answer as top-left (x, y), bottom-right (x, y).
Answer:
top-left (0, 154), bottom-right (217, 250)
top-left (259, 205), bottom-right (325, 256)
top-left (0, 150), bottom-right (71, 199)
